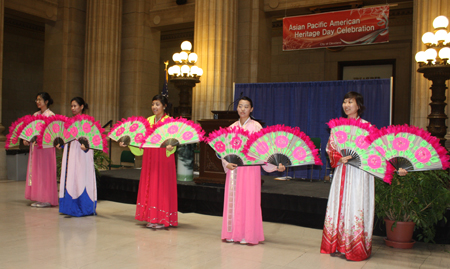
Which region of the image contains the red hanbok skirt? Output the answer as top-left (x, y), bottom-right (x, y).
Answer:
top-left (135, 148), bottom-right (178, 227)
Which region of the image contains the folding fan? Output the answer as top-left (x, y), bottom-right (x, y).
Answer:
top-left (65, 115), bottom-right (108, 153)
top-left (16, 115), bottom-right (47, 143)
top-left (36, 115), bottom-right (74, 148)
top-left (242, 125), bottom-right (322, 168)
top-left (206, 126), bottom-right (261, 166)
top-left (327, 117), bottom-right (395, 183)
top-left (365, 124), bottom-right (450, 172)
top-left (108, 116), bottom-right (151, 147)
top-left (5, 116), bottom-right (28, 149)
top-left (141, 117), bottom-right (205, 148)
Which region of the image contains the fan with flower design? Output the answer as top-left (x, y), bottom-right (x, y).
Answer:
top-left (242, 125), bottom-right (322, 168)
top-left (108, 116), bottom-right (151, 148)
top-left (65, 115), bottom-right (108, 153)
top-left (141, 117), bottom-right (205, 148)
top-left (206, 126), bottom-right (261, 166)
top-left (16, 115), bottom-right (47, 143)
top-left (5, 116), bottom-right (28, 149)
top-left (36, 115), bottom-right (74, 148)
top-left (365, 124), bottom-right (450, 172)
top-left (328, 117), bottom-right (395, 183)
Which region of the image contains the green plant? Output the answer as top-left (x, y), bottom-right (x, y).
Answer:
top-left (375, 170), bottom-right (450, 243)
top-left (93, 150), bottom-right (110, 178)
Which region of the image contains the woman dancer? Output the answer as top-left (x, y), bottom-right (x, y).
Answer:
top-left (58, 97), bottom-right (97, 216)
top-left (24, 92), bottom-right (58, 208)
top-left (320, 92), bottom-right (406, 261)
top-left (123, 94), bottom-right (177, 228)
top-left (221, 96), bottom-right (285, 245)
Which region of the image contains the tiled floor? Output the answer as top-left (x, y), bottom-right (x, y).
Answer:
top-left (1, 180), bottom-right (449, 269)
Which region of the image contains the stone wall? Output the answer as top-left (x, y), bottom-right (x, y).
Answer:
top-left (2, 16), bottom-right (45, 130)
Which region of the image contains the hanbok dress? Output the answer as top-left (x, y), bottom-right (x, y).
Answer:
top-left (59, 139), bottom-right (97, 216)
top-left (25, 109), bottom-right (59, 206)
top-left (320, 118), bottom-right (375, 261)
top-left (135, 114), bottom-right (178, 227)
top-left (221, 119), bottom-right (276, 244)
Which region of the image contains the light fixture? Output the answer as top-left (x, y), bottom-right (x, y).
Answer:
top-left (415, 15), bottom-right (450, 146)
top-left (422, 32), bottom-right (435, 45)
top-left (433, 15), bottom-right (449, 29)
top-left (166, 41), bottom-right (203, 119)
top-left (439, 47), bottom-right (450, 60)
top-left (168, 41), bottom-right (203, 78)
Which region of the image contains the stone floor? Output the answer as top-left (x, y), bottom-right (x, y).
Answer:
top-left (1, 180), bottom-right (449, 269)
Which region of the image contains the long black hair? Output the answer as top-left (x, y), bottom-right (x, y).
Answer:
top-left (36, 92), bottom-right (53, 108)
top-left (71, 97), bottom-right (89, 113)
top-left (343, 91), bottom-right (365, 116)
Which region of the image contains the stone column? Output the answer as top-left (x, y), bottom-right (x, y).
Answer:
top-left (120, 0), bottom-right (160, 118)
top-left (192, 0), bottom-right (237, 122)
top-left (43, 0), bottom-right (86, 116)
top-left (411, 1), bottom-right (450, 129)
top-left (84, 0), bottom-right (122, 125)
top-left (235, 0), bottom-right (271, 83)
top-left (0, 0), bottom-right (5, 179)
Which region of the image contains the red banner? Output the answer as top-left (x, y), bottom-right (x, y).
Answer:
top-left (283, 5), bottom-right (389, 50)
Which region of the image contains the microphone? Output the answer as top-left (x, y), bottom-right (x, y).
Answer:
top-left (227, 92), bottom-right (243, 111)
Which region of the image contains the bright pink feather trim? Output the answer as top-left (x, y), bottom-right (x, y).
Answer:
top-left (5, 115), bottom-right (29, 149)
top-left (326, 117), bottom-right (376, 133)
top-left (366, 124), bottom-right (450, 170)
top-left (108, 116), bottom-right (152, 138)
top-left (65, 114), bottom-right (109, 153)
top-left (36, 115), bottom-right (69, 149)
top-left (243, 124), bottom-right (323, 165)
top-left (143, 117), bottom-right (206, 142)
top-left (383, 160), bottom-right (396, 184)
top-left (205, 126), bottom-right (250, 143)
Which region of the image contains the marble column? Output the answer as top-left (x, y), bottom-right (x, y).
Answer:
top-left (120, 0), bottom-right (160, 119)
top-left (84, 0), bottom-right (122, 125)
top-left (43, 0), bottom-right (86, 116)
top-left (235, 0), bottom-right (271, 83)
top-left (192, 0), bottom-right (237, 122)
top-left (411, 1), bottom-right (450, 129)
top-left (0, 0), bottom-right (5, 179)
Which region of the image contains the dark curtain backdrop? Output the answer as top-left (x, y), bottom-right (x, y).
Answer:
top-left (234, 79), bottom-right (392, 179)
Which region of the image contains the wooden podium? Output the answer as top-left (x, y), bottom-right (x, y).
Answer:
top-left (194, 111), bottom-right (239, 184)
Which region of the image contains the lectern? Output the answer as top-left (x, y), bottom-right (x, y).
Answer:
top-left (194, 111), bottom-right (238, 184)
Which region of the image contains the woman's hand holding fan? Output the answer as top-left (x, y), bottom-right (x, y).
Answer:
top-left (141, 117), bottom-right (205, 148)
top-left (65, 115), bottom-right (108, 153)
top-left (36, 115), bottom-right (73, 148)
top-left (108, 116), bottom-right (151, 148)
top-left (206, 126), bottom-right (261, 166)
top-left (242, 125), bottom-right (322, 168)
top-left (327, 117), bottom-right (395, 184)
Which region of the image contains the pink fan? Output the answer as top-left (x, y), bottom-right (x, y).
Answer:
top-left (108, 116), bottom-right (151, 147)
top-left (141, 117), bottom-right (205, 148)
top-left (365, 124), bottom-right (450, 172)
top-left (206, 126), bottom-right (261, 166)
top-left (327, 117), bottom-right (395, 183)
top-left (16, 115), bottom-right (47, 143)
top-left (65, 115), bottom-right (108, 153)
top-left (36, 115), bottom-right (74, 148)
top-left (5, 116), bottom-right (28, 149)
top-left (243, 125), bottom-right (322, 167)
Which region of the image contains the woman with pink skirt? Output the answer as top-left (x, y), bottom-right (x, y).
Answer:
top-left (24, 92), bottom-right (58, 208)
top-left (221, 96), bottom-right (285, 245)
